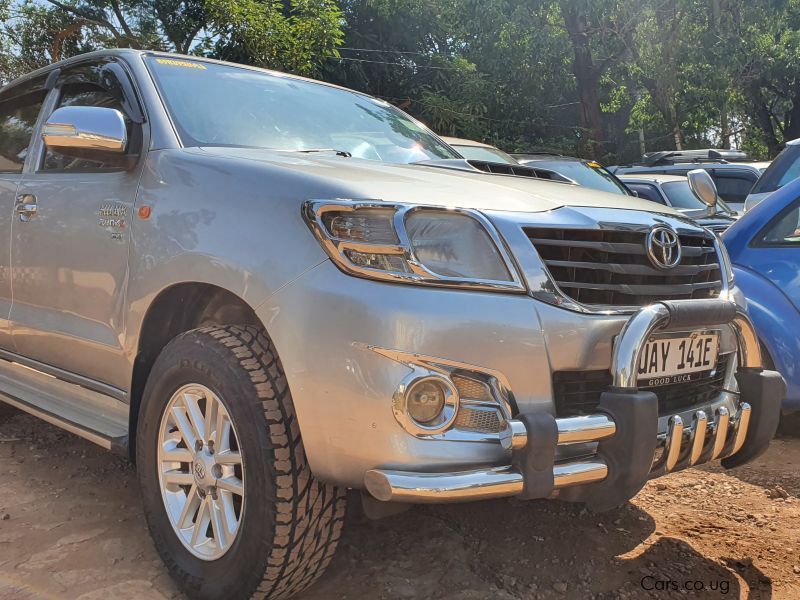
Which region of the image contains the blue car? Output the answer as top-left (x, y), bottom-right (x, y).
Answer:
top-left (723, 178), bottom-right (800, 414)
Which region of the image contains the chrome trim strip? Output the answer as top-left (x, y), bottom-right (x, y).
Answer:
top-left (610, 303), bottom-right (672, 388)
top-left (731, 309), bottom-right (763, 369)
top-left (664, 415), bottom-right (684, 472)
top-left (364, 457), bottom-right (610, 503)
top-left (688, 411), bottom-right (708, 466)
top-left (556, 414), bottom-right (616, 444)
top-left (364, 467), bottom-right (524, 503)
top-left (0, 348), bottom-right (127, 402)
top-left (711, 406), bottom-right (730, 460)
top-left (499, 419), bottom-right (527, 451)
top-left (553, 459), bottom-right (608, 488)
top-left (726, 402), bottom-right (751, 457)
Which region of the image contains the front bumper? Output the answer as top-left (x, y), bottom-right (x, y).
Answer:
top-left (364, 299), bottom-right (785, 510)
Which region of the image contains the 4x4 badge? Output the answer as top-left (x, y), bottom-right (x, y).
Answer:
top-left (646, 226), bottom-right (681, 269)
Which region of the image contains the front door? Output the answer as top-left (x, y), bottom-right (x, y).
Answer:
top-left (0, 78), bottom-right (49, 353)
top-left (10, 60), bottom-right (145, 390)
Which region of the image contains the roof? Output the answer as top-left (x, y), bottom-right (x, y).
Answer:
top-left (440, 136), bottom-right (497, 149)
top-left (617, 173), bottom-right (688, 184)
top-left (1, 49), bottom-right (369, 100)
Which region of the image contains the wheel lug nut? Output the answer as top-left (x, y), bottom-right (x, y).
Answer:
top-left (195, 440), bottom-right (203, 452)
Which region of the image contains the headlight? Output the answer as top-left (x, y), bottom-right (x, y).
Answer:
top-left (304, 200), bottom-right (524, 291)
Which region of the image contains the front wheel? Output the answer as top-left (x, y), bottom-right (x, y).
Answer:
top-left (137, 325), bottom-right (346, 599)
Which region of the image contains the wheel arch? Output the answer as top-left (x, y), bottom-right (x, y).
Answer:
top-left (128, 281), bottom-right (264, 462)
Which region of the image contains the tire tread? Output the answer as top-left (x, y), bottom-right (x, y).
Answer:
top-left (151, 325), bottom-right (346, 600)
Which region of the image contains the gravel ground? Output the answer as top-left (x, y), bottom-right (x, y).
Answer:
top-left (1, 409), bottom-right (799, 600)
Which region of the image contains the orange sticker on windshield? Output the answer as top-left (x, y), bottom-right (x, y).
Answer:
top-left (155, 58), bottom-right (207, 70)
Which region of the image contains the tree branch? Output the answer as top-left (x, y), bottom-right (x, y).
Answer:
top-left (42, 0), bottom-right (123, 44)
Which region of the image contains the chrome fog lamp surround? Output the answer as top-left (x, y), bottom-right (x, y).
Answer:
top-left (394, 373), bottom-right (459, 435)
top-left (303, 200), bottom-right (525, 292)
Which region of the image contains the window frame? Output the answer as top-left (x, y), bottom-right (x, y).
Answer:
top-left (710, 169), bottom-right (757, 204)
top-left (0, 75), bottom-right (51, 174)
top-left (752, 196), bottom-right (800, 249)
top-left (625, 182), bottom-right (666, 204)
top-left (33, 57), bottom-right (146, 175)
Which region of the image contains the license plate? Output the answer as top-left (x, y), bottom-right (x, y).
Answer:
top-left (637, 331), bottom-right (719, 387)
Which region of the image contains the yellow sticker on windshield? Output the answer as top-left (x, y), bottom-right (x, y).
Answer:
top-left (586, 161), bottom-right (602, 168)
top-left (155, 58), bottom-right (207, 70)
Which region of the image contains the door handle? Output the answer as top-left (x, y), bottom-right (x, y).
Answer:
top-left (15, 194), bottom-right (37, 222)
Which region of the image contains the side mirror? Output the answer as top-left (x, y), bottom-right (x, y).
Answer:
top-left (687, 168), bottom-right (718, 214)
top-left (42, 106), bottom-right (128, 163)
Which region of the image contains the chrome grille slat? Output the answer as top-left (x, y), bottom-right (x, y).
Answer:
top-left (542, 260), bottom-right (718, 277)
top-left (526, 227), bottom-right (723, 307)
top-left (556, 280), bottom-right (722, 294)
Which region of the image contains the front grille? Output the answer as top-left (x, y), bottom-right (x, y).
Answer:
top-left (553, 353), bottom-right (732, 417)
top-left (526, 227), bottom-right (723, 307)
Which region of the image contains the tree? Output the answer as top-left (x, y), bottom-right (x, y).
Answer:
top-left (0, 0), bottom-right (344, 85)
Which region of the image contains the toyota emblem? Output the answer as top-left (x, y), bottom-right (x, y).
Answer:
top-left (646, 226), bottom-right (681, 269)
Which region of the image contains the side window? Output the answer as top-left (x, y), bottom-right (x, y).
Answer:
top-left (41, 82), bottom-right (131, 172)
top-left (0, 91), bottom-right (46, 173)
top-left (626, 183), bottom-right (665, 204)
top-left (713, 172), bottom-right (755, 204)
top-left (758, 200), bottom-right (800, 246)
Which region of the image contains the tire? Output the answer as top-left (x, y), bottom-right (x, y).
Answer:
top-left (136, 325), bottom-right (347, 599)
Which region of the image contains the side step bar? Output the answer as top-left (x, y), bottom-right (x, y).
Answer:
top-left (0, 357), bottom-right (128, 454)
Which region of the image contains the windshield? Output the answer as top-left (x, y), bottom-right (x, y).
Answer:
top-left (453, 145), bottom-right (518, 164)
top-left (524, 160), bottom-right (629, 195)
top-left (145, 56), bottom-right (458, 164)
top-left (661, 181), bottom-right (706, 210)
top-left (660, 180), bottom-right (736, 216)
top-left (751, 144), bottom-right (800, 195)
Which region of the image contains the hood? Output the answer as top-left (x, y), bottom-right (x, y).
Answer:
top-left (196, 147), bottom-right (682, 215)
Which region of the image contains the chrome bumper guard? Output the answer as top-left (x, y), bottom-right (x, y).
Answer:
top-left (365, 300), bottom-right (785, 508)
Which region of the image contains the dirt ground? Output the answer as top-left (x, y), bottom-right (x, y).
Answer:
top-left (1, 410), bottom-right (799, 600)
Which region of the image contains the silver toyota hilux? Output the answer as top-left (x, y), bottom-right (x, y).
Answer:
top-left (0, 50), bottom-right (786, 599)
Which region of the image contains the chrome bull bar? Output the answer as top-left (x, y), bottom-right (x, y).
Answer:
top-left (365, 300), bottom-right (774, 506)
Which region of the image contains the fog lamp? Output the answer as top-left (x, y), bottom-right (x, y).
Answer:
top-left (407, 378), bottom-right (448, 424)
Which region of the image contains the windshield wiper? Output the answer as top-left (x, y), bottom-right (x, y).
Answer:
top-left (292, 148), bottom-right (353, 158)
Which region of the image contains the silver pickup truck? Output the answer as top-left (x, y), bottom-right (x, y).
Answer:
top-left (0, 50), bottom-right (785, 600)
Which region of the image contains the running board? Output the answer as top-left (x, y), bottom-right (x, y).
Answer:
top-left (0, 357), bottom-right (128, 454)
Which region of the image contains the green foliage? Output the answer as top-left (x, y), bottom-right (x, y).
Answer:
top-left (204, 0), bottom-right (343, 75)
top-left (4, 0), bottom-right (800, 162)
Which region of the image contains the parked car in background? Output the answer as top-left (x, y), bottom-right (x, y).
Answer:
top-left (610, 149), bottom-right (765, 212)
top-left (745, 139), bottom-right (800, 211)
top-left (513, 153), bottom-right (631, 196)
top-left (442, 136), bottom-right (520, 164)
top-left (618, 173), bottom-right (737, 234)
top-left (724, 177), bottom-right (800, 414)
